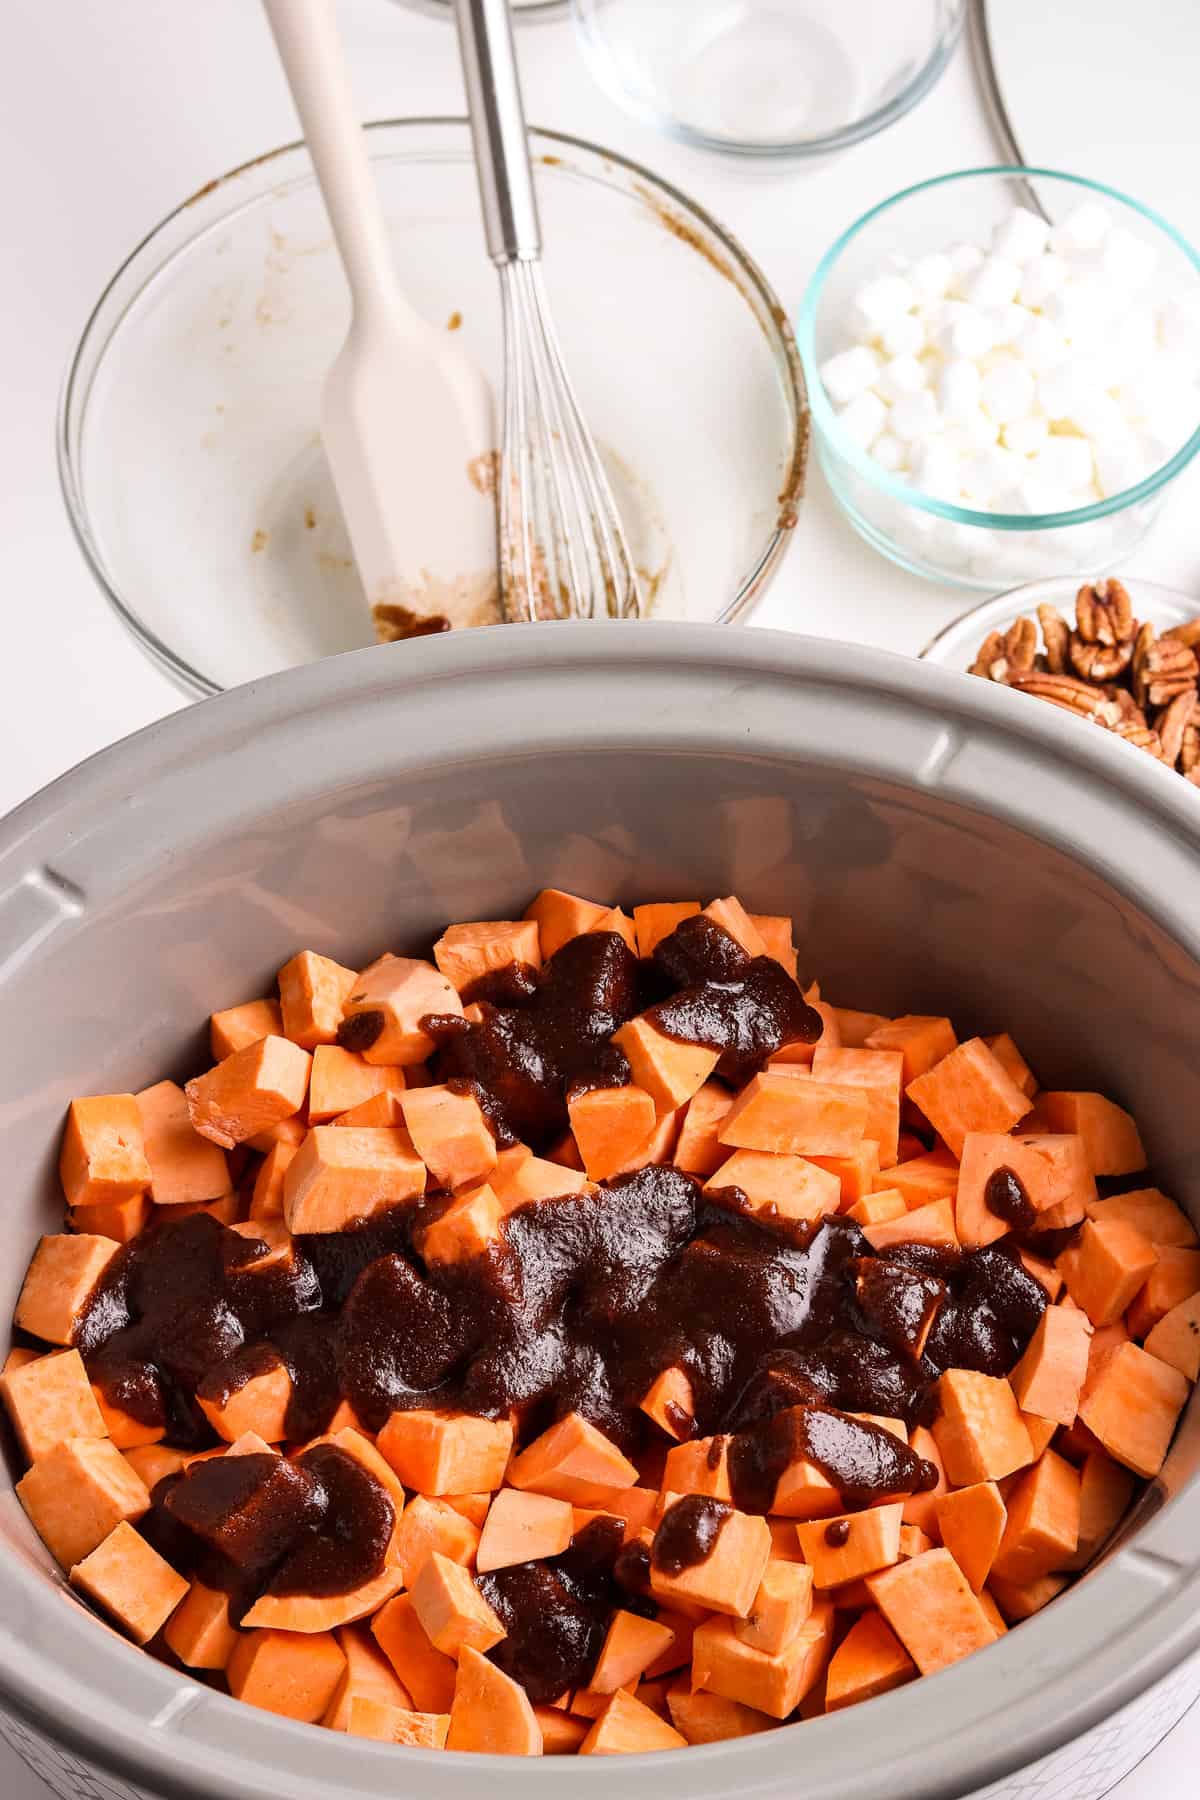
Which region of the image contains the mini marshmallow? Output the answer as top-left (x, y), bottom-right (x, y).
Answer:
top-left (991, 206), bottom-right (1050, 265)
top-left (1037, 361), bottom-right (1092, 426)
top-left (1050, 200), bottom-right (1112, 254)
top-left (1002, 414), bottom-right (1050, 456)
top-left (871, 432), bottom-right (907, 473)
top-left (910, 252), bottom-right (954, 301)
top-left (1029, 436), bottom-right (1095, 494)
top-left (1017, 253), bottom-right (1069, 310)
top-left (959, 447), bottom-right (1025, 507)
top-left (875, 354), bottom-right (928, 401)
top-left (985, 303), bottom-right (1035, 348)
top-left (836, 390), bottom-right (888, 449)
top-left (946, 243), bottom-right (986, 297)
top-left (1093, 432), bottom-right (1150, 498)
top-left (1044, 278), bottom-right (1118, 349)
top-left (945, 409), bottom-right (1001, 453)
top-left (979, 361), bottom-right (1036, 425)
top-left (1094, 226), bottom-right (1158, 293)
top-left (1021, 315), bottom-right (1069, 373)
top-left (888, 390), bottom-right (940, 444)
top-left (964, 256), bottom-right (1022, 310)
top-left (937, 304), bottom-right (996, 360)
top-left (851, 274), bottom-right (916, 333)
top-left (881, 313), bottom-right (926, 358)
top-left (909, 442), bottom-right (963, 502)
top-left (1068, 388), bottom-right (1125, 444)
top-left (819, 345), bottom-right (882, 406)
top-left (937, 358), bottom-right (982, 419)
top-left (1160, 290), bottom-right (1200, 358)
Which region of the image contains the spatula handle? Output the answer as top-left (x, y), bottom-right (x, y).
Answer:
top-left (262, 0), bottom-right (415, 321)
top-left (453, 0), bottom-right (542, 264)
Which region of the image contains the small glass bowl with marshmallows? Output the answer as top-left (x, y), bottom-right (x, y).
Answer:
top-left (798, 168), bottom-right (1200, 589)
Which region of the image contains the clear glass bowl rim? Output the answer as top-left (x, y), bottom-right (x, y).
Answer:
top-left (920, 573), bottom-right (1200, 665)
top-left (796, 165), bottom-right (1200, 532)
top-left (397, 0), bottom-right (568, 17)
top-left (570, 0), bottom-right (965, 158)
top-left (57, 116), bottom-right (809, 699)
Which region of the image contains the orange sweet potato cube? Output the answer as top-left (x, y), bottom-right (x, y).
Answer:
top-left (988, 1572), bottom-right (1067, 1621)
top-left (661, 1435), bottom-right (732, 1502)
top-left (956, 1132), bottom-right (1095, 1249)
top-left (1059, 1219), bottom-right (1158, 1328)
top-left (491, 1150), bottom-right (589, 1209)
top-left (934, 1481), bottom-right (1006, 1593)
top-left (1145, 1292), bottom-right (1200, 1382)
top-left (808, 1141), bottom-right (881, 1206)
top-left (932, 1370), bottom-right (1034, 1485)
top-left (665, 1686), bottom-right (774, 1744)
top-left (278, 951), bottom-right (359, 1050)
top-left (1127, 1247), bottom-right (1200, 1340)
top-left (308, 1047), bottom-right (405, 1124)
top-left (17, 1436), bottom-right (150, 1568)
top-left (795, 1503), bottom-right (904, 1589)
top-left (372, 1592), bottom-right (458, 1712)
top-left (673, 1083), bottom-right (735, 1179)
top-left (649, 1502), bottom-right (770, 1618)
top-left (476, 1490), bottom-right (574, 1572)
top-left (163, 1580), bottom-right (238, 1670)
top-left (524, 889), bottom-right (608, 959)
top-left (210, 998), bottom-right (283, 1061)
top-left (341, 955), bottom-right (463, 1066)
top-left (122, 1443), bottom-right (187, 1489)
top-left (704, 1149), bottom-right (841, 1225)
top-left (433, 920), bottom-right (542, 996)
top-left (241, 1564), bottom-right (404, 1636)
top-left (750, 915), bottom-right (798, 977)
top-left (848, 1189), bottom-right (907, 1227)
top-left (198, 1360), bottom-right (292, 1444)
top-left (346, 1697), bottom-right (450, 1746)
top-left (831, 1009), bottom-right (890, 1048)
top-left (186, 1036), bottom-right (311, 1150)
top-left (1009, 1305), bottom-right (1094, 1425)
top-left (410, 1550), bottom-right (506, 1657)
top-left (874, 1147), bottom-right (959, 1210)
top-left (902, 1427), bottom-right (947, 1534)
top-left (66, 1193), bottom-right (151, 1244)
top-left (568, 1085), bottom-right (658, 1182)
top-left (333, 1090), bottom-right (407, 1129)
top-left (447, 1644), bottom-right (543, 1754)
top-left (984, 1032), bottom-right (1038, 1097)
top-left (227, 1627), bottom-right (346, 1722)
top-left (1064, 1449), bottom-right (1137, 1570)
top-left (590, 1611), bottom-right (677, 1693)
top-left (719, 1074), bottom-right (868, 1158)
top-left (417, 1183), bottom-right (504, 1266)
top-left (283, 1125), bottom-right (426, 1232)
top-left (508, 1412), bottom-right (638, 1502)
top-left (400, 1084), bottom-right (497, 1191)
top-left (135, 1080), bottom-right (232, 1208)
top-left (1034, 1092), bottom-right (1146, 1176)
top-left (59, 1095), bottom-right (150, 1210)
top-left (1077, 1341), bottom-right (1189, 1478)
top-left (611, 1016), bottom-right (721, 1117)
top-left (733, 1558), bottom-right (813, 1655)
top-left (824, 1609), bottom-right (916, 1711)
top-left (906, 1038), bottom-right (1031, 1159)
top-left (633, 902), bottom-right (702, 960)
top-left (249, 1140), bottom-right (297, 1220)
top-left (991, 1449), bottom-right (1080, 1582)
top-left (379, 1409), bottom-right (513, 1496)
top-left (16, 1233), bottom-right (120, 1348)
top-left (867, 1547), bottom-right (995, 1675)
top-left (70, 1519), bottom-right (188, 1644)
top-left (810, 1048), bottom-right (903, 1168)
top-left (323, 1622), bottom-right (414, 1729)
top-left (1086, 1187), bottom-right (1197, 1248)
top-left (393, 1496), bottom-right (480, 1588)
top-left (1, 1348), bottom-right (107, 1462)
top-left (701, 897), bottom-right (769, 959)
top-left (862, 1197), bottom-right (959, 1253)
top-left (587, 907), bottom-right (638, 954)
top-left (864, 1015), bottom-right (958, 1083)
top-left (640, 1367), bottom-right (696, 1442)
top-left (690, 1602), bottom-right (833, 1720)
top-left (579, 1685), bottom-right (685, 1754)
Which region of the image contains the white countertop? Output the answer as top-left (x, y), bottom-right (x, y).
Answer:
top-left (0, 1), bottom-right (1197, 1794)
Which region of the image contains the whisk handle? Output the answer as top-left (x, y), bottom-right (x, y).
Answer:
top-left (452, 0), bottom-right (543, 264)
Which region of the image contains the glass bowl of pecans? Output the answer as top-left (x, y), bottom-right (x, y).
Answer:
top-left (922, 575), bottom-right (1200, 781)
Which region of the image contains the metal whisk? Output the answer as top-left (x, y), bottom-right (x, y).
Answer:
top-left (453, 0), bottom-right (643, 623)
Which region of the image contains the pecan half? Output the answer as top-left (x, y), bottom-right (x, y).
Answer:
top-left (1008, 671), bottom-right (1114, 721)
top-left (1183, 721), bottom-right (1200, 774)
top-left (1156, 692), bottom-right (1196, 768)
top-left (968, 630), bottom-right (1006, 681)
top-left (1101, 687), bottom-right (1145, 728)
top-left (1037, 604), bottom-right (1071, 674)
top-left (1162, 619), bottom-right (1200, 650)
top-left (1069, 631), bottom-right (1134, 683)
top-left (969, 617), bottom-right (1036, 683)
top-left (1114, 722), bottom-right (1164, 759)
top-left (1136, 636), bottom-right (1199, 709)
top-left (1076, 578), bottom-right (1134, 646)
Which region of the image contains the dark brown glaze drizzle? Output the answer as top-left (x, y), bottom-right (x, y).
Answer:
top-left (726, 1405), bottom-right (938, 1516)
top-left (825, 1518), bottom-right (851, 1547)
top-left (985, 1166), bottom-right (1037, 1231)
top-left (336, 1010), bottom-right (385, 1053)
top-left (647, 916), bottom-right (822, 1084)
top-left (853, 1259), bottom-right (947, 1365)
top-left (651, 1495), bottom-right (731, 1574)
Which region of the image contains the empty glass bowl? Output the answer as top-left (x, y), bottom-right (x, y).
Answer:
top-left (798, 168), bottom-right (1200, 589)
top-left (571, 0), bottom-right (965, 158)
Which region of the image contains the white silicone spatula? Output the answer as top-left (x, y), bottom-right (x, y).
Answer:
top-left (262, 0), bottom-right (498, 637)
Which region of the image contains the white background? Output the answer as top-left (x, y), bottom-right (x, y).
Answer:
top-left (1, 1), bottom-right (1197, 1793)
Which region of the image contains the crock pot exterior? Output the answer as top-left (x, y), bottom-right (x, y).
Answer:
top-left (1, 623), bottom-right (1198, 1800)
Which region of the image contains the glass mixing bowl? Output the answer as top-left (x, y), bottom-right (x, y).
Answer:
top-left (797, 168), bottom-right (1200, 591)
top-left (571, 0), bottom-right (965, 158)
top-left (58, 119), bottom-right (807, 698)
